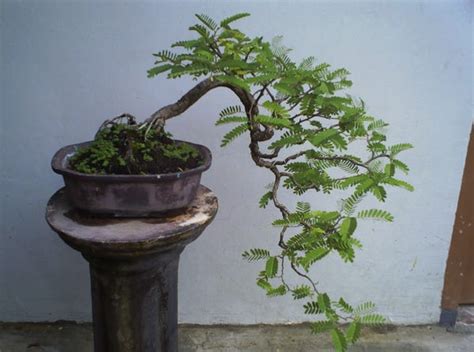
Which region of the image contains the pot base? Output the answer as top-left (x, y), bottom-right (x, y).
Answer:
top-left (52, 141), bottom-right (212, 217)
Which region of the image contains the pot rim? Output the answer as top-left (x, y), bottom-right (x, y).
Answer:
top-left (52, 140), bottom-right (212, 182)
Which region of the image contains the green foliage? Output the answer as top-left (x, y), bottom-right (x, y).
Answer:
top-left (389, 143), bottom-right (414, 156)
top-left (309, 128), bottom-right (341, 147)
top-left (354, 301), bottom-right (376, 315)
top-left (335, 298), bottom-right (354, 314)
top-left (69, 123), bottom-right (202, 175)
top-left (259, 191), bottom-right (273, 208)
top-left (339, 217), bottom-right (357, 240)
top-left (220, 123), bottom-right (249, 147)
top-left (358, 314), bottom-right (386, 326)
top-left (254, 115), bottom-right (292, 128)
top-left (265, 256), bottom-right (279, 278)
top-left (346, 321), bottom-right (362, 343)
top-left (242, 248), bottom-right (271, 261)
top-left (331, 328), bottom-right (348, 352)
top-left (299, 248), bottom-right (330, 271)
top-left (220, 12), bottom-right (251, 28)
top-left (317, 293), bottom-right (332, 313)
top-left (304, 301), bottom-right (322, 314)
top-left (147, 12), bottom-right (413, 351)
top-left (221, 122), bottom-right (249, 147)
top-left (266, 284), bottom-right (287, 297)
top-left (311, 320), bottom-right (335, 334)
top-left (215, 116), bottom-right (248, 125)
top-left (357, 209), bottom-right (394, 222)
top-left (219, 105), bottom-right (243, 117)
top-left (292, 285), bottom-right (313, 300)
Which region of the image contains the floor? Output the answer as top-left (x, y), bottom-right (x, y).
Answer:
top-left (0, 323), bottom-right (473, 352)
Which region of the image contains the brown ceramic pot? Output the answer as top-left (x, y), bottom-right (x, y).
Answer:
top-left (51, 141), bottom-right (211, 217)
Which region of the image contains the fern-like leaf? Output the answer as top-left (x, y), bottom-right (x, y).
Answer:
top-left (254, 115), bottom-right (292, 128)
top-left (195, 14), bottom-right (218, 31)
top-left (262, 101), bottom-right (290, 119)
top-left (359, 314), bottom-right (386, 326)
top-left (171, 39), bottom-right (201, 49)
top-left (269, 131), bottom-right (304, 149)
top-left (292, 285), bottom-right (313, 300)
top-left (327, 68), bottom-right (350, 80)
top-left (392, 159), bottom-right (410, 174)
top-left (259, 191), bottom-right (273, 208)
top-left (383, 177), bottom-right (414, 191)
top-left (299, 56), bottom-right (315, 71)
top-left (152, 50), bottom-right (179, 63)
top-left (368, 119), bottom-right (388, 131)
top-left (346, 321), bottom-right (361, 343)
top-left (296, 201), bottom-right (311, 214)
top-left (242, 248), bottom-right (271, 261)
top-left (189, 24), bottom-right (211, 38)
top-left (265, 256), bottom-right (279, 278)
top-left (215, 116), bottom-right (248, 126)
top-left (219, 105), bottom-right (242, 118)
top-left (310, 321), bottom-right (335, 334)
top-left (331, 328), bottom-right (348, 352)
top-left (339, 217), bottom-right (357, 240)
top-left (299, 248), bottom-right (330, 271)
top-left (267, 285), bottom-right (287, 297)
top-left (389, 143), bottom-right (413, 156)
top-left (341, 192), bottom-right (365, 215)
top-left (215, 75), bottom-right (250, 91)
top-left (220, 13), bottom-right (251, 28)
top-left (147, 64), bottom-right (173, 78)
top-left (354, 301), bottom-right (376, 315)
top-left (317, 293), bottom-right (331, 312)
top-left (357, 209), bottom-right (394, 222)
top-left (220, 123), bottom-right (249, 147)
top-left (370, 185), bottom-right (387, 201)
top-left (304, 301), bottom-right (321, 314)
top-left (309, 128), bottom-right (340, 147)
top-left (335, 297), bottom-right (353, 313)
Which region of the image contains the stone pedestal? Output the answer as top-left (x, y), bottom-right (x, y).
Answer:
top-left (46, 186), bottom-right (218, 352)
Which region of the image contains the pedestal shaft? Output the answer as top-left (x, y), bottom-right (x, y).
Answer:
top-left (87, 249), bottom-right (182, 352)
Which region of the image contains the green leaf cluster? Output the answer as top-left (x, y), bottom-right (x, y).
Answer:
top-left (69, 123), bottom-right (201, 174)
top-left (147, 12), bottom-right (412, 352)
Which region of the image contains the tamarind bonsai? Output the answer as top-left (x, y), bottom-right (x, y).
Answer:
top-left (73, 12), bottom-right (413, 351)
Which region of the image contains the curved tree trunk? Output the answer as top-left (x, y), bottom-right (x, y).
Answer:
top-left (145, 78), bottom-right (273, 143)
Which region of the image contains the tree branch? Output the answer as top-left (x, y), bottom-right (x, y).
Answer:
top-left (145, 78), bottom-right (251, 123)
top-left (145, 77), bottom-right (275, 142)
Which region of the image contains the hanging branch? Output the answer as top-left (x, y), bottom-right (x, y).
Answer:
top-left (136, 12), bottom-right (413, 351)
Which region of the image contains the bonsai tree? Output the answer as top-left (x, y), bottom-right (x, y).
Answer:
top-left (74, 13), bottom-right (413, 351)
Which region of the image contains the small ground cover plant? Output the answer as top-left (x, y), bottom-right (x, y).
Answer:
top-left (69, 114), bottom-right (203, 174)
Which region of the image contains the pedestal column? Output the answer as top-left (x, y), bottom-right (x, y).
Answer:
top-left (46, 186), bottom-right (218, 352)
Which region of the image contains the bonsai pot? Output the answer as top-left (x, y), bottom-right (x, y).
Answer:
top-left (51, 141), bottom-right (211, 217)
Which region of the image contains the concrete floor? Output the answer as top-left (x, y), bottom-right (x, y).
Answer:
top-left (0, 323), bottom-right (472, 352)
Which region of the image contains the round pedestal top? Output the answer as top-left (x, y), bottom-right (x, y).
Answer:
top-left (46, 185), bottom-right (218, 256)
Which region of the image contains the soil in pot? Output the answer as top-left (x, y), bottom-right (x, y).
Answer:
top-left (69, 120), bottom-right (204, 175)
top-left (52, 118), bottom-right (211, 216)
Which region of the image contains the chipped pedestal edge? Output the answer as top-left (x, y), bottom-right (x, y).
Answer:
top-left (45, 186), bottom-right (218, 352)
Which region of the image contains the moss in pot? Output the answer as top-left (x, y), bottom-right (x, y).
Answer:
top-left (52, 114), bottom-right (211, 217)
top-left (69, 115), bottom-right (203, 176)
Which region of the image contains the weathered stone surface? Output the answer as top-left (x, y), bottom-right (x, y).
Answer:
top-left (46, 186), bottom-right (218, 257)
top-left (1, 323), bottom-right (473, 352)
top-left (45, 186), bottom-right (218, 352)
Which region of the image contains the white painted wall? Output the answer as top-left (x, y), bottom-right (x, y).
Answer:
top-left (1, 0), bottom-right (472, 324)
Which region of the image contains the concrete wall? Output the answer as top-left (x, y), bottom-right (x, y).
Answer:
top-left (1, 0), bottom-right (472, 324)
